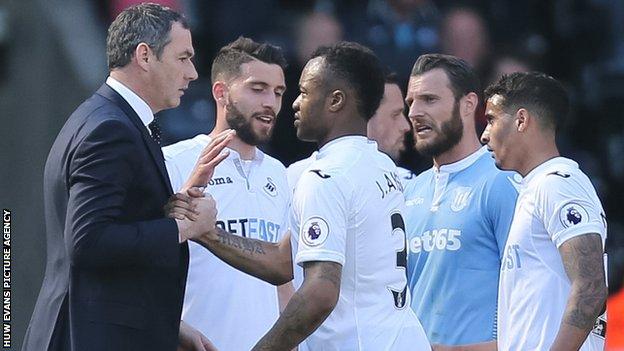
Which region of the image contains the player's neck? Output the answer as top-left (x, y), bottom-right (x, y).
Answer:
top-left (317, 118), bottom-right (367, 149)
top-left (210, 119), bottom-right (256, 160)
top-left (518, 143), bottom-right (560, 177)
top-left (432, 135), bottom-right (481, 169)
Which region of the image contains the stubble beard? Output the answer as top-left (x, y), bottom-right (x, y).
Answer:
top-left (225, 100), bottom-right (273, 146)
top-left (415, 101), bottom-right (464, 158)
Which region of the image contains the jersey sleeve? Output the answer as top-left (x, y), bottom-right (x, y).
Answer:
top-left (293, 170), bottom-right (350, 267)
top-left (486, 172), bottom-right (520, 258)
top-left (537, 174), bottom-right (606, 248)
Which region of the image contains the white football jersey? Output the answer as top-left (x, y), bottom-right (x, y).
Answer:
top-left (286, 151), bottom-right (317, 194)
top-left (290, 136), bottom-right (430, 351)
top-left (498, 157), bottom-right (607, 351)
top-left (164, 134), bottom-right (290, 351)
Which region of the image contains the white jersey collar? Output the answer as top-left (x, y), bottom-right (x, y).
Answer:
top-left (106, 76), bottom-right (154, 130)
top-left (318, 135), bottom-right (369, 158)
top-left (434, 146), bottom-right (488, 174)
top-left (522, 156), bottom-right (578, 186)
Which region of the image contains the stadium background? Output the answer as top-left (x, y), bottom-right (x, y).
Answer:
top-left (0, 0), bottom-right (622, 349)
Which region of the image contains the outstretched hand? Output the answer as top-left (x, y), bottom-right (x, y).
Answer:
top-left (181, 129), bottom-right (236, 193)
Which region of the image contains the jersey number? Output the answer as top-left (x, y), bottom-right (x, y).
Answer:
top-left (389, 212), bottom-right (408, 309)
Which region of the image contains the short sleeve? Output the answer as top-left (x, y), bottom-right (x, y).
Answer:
top-left (293, 170), bottom-right (350, 267)
top-left (538, 175), bottom-right (606, 248)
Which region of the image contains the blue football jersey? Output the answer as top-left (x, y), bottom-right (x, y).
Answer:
top-left (404, 147), bottom-right (519, 345)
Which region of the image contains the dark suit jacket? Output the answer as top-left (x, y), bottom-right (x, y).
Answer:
top-left (22, 84), bottom-right (189, 351)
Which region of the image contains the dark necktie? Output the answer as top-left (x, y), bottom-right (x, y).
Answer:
top-left (148, 120), bottom-right (162, 145)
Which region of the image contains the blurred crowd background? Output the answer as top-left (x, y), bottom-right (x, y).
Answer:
top-left (1, 0), bottom-right (623, 348)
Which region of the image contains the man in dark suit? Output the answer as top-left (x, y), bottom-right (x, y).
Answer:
top-left (22, 4), bottom-right (227, 351)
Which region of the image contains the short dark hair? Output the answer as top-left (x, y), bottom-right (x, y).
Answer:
top-left (484, 72), bottom-right (569, 130)
top-left (384, 71), bottom-right (400, 86)
top-left (211, 37), bottom-right (287, 84)
top-left (411, 53), bottom-right (481, 102)
top-left (107, 3), bottom-right (188, 70)
top-left (311, 41), bottom-right (384, 121)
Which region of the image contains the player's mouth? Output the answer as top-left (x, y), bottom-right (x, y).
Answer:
top-left (294, 112), bottom-right (301, 127)
top-left (415, 124), bottom-right (433, 136)
top-left (255, 114), bottom-right (275, 125)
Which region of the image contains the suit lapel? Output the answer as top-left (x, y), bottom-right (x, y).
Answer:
top-left (96, 84), bottom-right (174, 194)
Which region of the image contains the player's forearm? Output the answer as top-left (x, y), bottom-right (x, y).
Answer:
top-left (550, 282), bottom-right (607, 351)
top-left (192, 227), bottom-right (293, 285)
top-left (252, 276), bottom-right (337, 350)
top-left (277, 282), bottom-right (295, 313)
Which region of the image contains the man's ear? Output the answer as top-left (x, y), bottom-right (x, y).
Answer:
top-left (328, 89), bottom-right (346, 112)
top-left (212, 81), bottom-right (228, 107)
top-left (516, 108), bottom-right (530, 132)
top-left (460, 92), bottom-right (479, 118)
top-left (135, 43), bottom-right (151, 71)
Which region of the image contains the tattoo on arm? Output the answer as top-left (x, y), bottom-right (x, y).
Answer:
top-left (559, 233), bottom-right (607, 330)
top-left (252, 261), bottom-right (342, 350)
top-left (215, 227), bottom-right (266, 255)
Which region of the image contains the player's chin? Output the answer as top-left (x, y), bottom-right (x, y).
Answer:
top-left (295, 127), bottom-right (315, 142)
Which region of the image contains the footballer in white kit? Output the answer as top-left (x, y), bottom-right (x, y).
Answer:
top-left (163, 37), bottom-right (292, 351)
top-left (164, 134), bottom-right (291, 350)
top-left (481, 72), bottom-right (607, 351)
top-left (180, 42), bottom-right (430, 350)
top-left (290, 136), bottom-right (430, 350)
top-left (496, 157), bottom-right (607, 351)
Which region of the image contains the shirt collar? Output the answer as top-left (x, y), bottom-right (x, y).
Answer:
top-left (435, 146), bottom-right (488, 174)
top-left (522, 156), bottom-right (578, 186)
top-left (197, 134), bottom-right (265, 163)
top-left (317, 135), bottom-right (369, 158)
top-left (106, 76), bottom-right (154, 130)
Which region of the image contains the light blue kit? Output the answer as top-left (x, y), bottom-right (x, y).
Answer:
top-left (404, 147), bottom-right (519, 345)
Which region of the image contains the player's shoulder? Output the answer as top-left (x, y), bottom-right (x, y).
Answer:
top-left (535, 158), bottom-right (588, 191)
top-left (296, 154), bottom-right (357, 195)
top-left (260, 151), bottom-right (287, 172)
top-left (287, 152), bottom-right (317, 190)
top-left (163, 134), bottom-right (211, 162)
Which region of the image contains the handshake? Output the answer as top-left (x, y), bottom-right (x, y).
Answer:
top-left (163, 129), bottom-right (236, 244)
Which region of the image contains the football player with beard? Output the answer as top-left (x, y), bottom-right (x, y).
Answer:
top-left (403, 54), bottom-right (519, 350)
top-left (163, 37), bottom-right (294, 351)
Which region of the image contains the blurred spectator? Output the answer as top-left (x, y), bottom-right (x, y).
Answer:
top-left (439, 6), bottom-right (490, 78)
top-left (347, 0), bottom-right (440, 89)
top-left (268, 10), bottom-right (344, 165)
top-left (486, 54), bottom-right (532, 86)
top-left (295, 12), bottom-right (343, 67)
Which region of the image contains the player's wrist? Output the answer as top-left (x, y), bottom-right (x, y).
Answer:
top-left (203, 226), bottom-right (220, 244)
